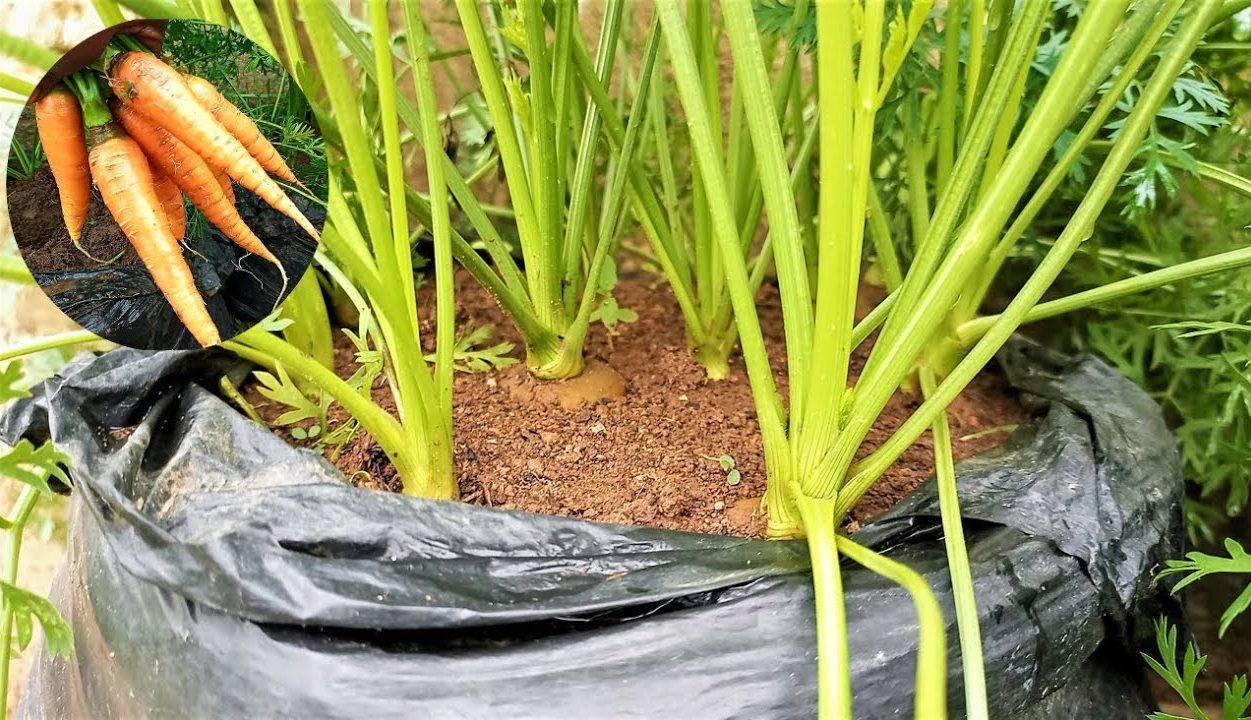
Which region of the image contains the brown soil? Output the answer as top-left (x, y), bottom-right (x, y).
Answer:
top-left (249, 272), bottom-right (1027, 537)
top-left (7, 165), bottom-right (139, 273)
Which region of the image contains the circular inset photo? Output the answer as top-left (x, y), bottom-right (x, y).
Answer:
top-left (6, 19), bottom-right (325, 350)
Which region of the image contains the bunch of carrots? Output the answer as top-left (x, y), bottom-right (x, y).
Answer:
top-left (31, 34), bottom-right (318, 347)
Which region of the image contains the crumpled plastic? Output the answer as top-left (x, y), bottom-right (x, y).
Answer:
top-left (0, 338), bottom-right (1179, 719)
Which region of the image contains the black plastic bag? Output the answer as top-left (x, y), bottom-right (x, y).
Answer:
top-left (32, 187), bottom-right (321, 350)
top-left (0, 339), bottom-right (1179, 719)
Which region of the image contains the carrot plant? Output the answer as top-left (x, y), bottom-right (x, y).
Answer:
top-left (10, 3), bottom-right (1251, 720)
top-left (200, 1), bottom-right (676, 501)
top-left (659, 0), bottom-right (1250, 717)
top-left (631, 1), bottom-right (816, 379)
top-left (281, 0), bottom-right (662, 381)
top-left (217, 0), bottom-right (462, 499)
top-left (407, 0), bottom-right (667, 380)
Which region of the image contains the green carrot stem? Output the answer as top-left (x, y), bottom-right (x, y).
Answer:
top-left (63, 72), bottom-right (112, 129)
top-left (0, 330), bottom-right (99, 363)
top-left (920, 368), bottom-right (987, 720)
top-left (796, 496), bottom-right (852, 720)
top-left (826, 0), bottom-right (1127, 496)
top-left (723, 0), bottom-right (815, 428)
top-left (90, 0), bottom-right (127, 28)
top-left (839, 0), bottom-right (1222, 516)
top-left (116, 0), bottom-right (195, 19)
top-left (400, 0), bottom-right (456, 419)
top-left (228, 0), bottom-right (281, 59)
top-left (867, 182), bottom-right (903, 294)
top-left (561, 0), bottom-right (624, 311)
top-left (0, 72), bottom-right (34, 96)
top-left (957, 245), bottom-right (1251, 341)
top-left (936, 0), bottom-right (966, 192)
top-left (0, 31), bottom-right (61, 70)
top-left (954, 0), bottom-right (1176, 321)
top-left (836, 534), bottom-right (948, 720)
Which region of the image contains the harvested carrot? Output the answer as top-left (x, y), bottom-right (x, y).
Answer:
top-left (109, 52), bottom-right (319, 240)
top-left (34, 87), bottom-right (91, 243)
top-left (88, 122), bottom-right (219, 346)
top-left (115, 103), bottom-right (288, 296)
top-left (150, 166), bottom-right (185, 241)
top-left (183, 74), bottom-right (301, 186)
top-left (213, 167), bottom-right (235, 205)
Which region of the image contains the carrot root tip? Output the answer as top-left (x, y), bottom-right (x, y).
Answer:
top-left (72, 239), bottom-right (125, 266)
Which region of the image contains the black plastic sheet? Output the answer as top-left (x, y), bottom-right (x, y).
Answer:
top-left (33, 187), bottom-right (321, 350)
top-left (0, 339), bottom-right (1179, 719)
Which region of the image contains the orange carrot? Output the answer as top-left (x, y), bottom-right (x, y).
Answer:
top-left (183, 74), bottom-right (301, 186)
top-left (109, 52), bottom-right (319, 240)
top-left (150, 166), bottom-right (185, 241)
top-left (88, 123), bottom-right (219, 346)
top-left (213, 167), bottom-right (235, 205)
top-left (115, 104), bottom-right (288, 294)
top-left (34, 88), bottom-right (91, 243)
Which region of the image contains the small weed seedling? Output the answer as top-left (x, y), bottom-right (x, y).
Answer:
top-left (721, 455), bottom-right (742, 487)
top-left (705, 454), bottom-right (742, 487)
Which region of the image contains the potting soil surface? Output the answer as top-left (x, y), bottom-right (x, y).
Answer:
top-left (250, 271), bottom-right (1028, 538)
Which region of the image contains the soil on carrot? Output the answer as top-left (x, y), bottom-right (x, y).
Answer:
top-left (250, 271), bottom-right (1029, 538)
top-left (8, 165), bottom-right (139, 272)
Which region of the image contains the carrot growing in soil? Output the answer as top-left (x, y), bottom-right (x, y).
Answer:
top-left (183, 73), bottom-right (302, 187)
top-left (108, 51), bottom-right (319, 240)
top-left (88, 122), bottom-right (220, 346)
top-left (115, 102), bottom-right (289, 297)
top-left (33, 87), bottom-right (91, 247)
